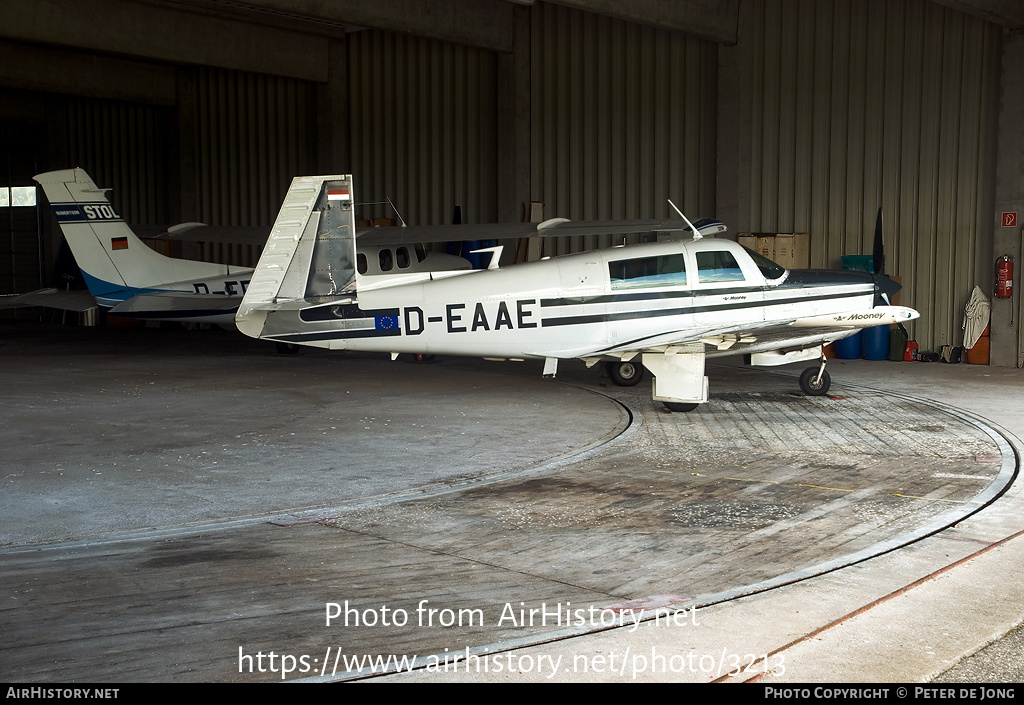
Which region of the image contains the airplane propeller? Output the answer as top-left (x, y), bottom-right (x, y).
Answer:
top-left (871, 207), bottom-right (910, 338)
top-left (871, 207), bottom-right (899, 304)
top-left (872, 207), bottom-right (885, 278)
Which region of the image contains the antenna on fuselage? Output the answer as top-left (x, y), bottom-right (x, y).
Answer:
top-left (668, 199), bottom-right (702, 240)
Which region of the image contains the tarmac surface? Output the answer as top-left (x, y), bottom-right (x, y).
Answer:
top-left (0, 321), bottom-right (1022, 683)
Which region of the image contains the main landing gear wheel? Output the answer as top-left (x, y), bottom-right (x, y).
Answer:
top-left (608, 360), bottom-right (645, 387)
top-left (664, 402), bottom-right (699, 413)
top-left (799, 367), bottom-right (831, 396)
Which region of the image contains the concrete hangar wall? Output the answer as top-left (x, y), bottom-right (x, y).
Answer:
top-left (0, 0), bottom-right (1021, 364)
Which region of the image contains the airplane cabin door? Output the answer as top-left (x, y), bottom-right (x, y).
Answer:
top-left (690, 246), bottom-right (765, 331)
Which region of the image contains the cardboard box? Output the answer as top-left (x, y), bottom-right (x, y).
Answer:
top-left (755, 236), bottom-right (775, 260)
top-left (773, 233), bottom-right (809, 269)
top-left (739, 233), bottom-right (810, 269)
top-left (773, 234), bottom-right (795, 268)
top-left (774, 236), bottom-right (806, 270)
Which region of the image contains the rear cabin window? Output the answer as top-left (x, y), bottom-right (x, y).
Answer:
top-left (609, 254), bottom-right (687, 290)
top-left (396, 246), bottom-right (411, 269)
top-left (695, 251), bottom-right (745, 283)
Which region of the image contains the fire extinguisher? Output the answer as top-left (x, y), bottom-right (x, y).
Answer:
top-left (997, 254), bottom-right (1015, 328)
top-left (996, 255), bottom-right (1013, 298)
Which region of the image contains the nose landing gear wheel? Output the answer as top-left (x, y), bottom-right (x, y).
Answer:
top-left (608, 360), bottom-right (645, 387)
top-left (799, 367), bottom-right (831, 395)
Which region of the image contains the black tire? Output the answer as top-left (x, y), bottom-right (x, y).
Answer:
top-left (664, 401), bottom-right (699, 413)
top-left (608, 360), bottom-right (645, 386)
top-left (275, 342), bottom-right (300, 355)
top-left (799, 367), bottom-right (831, 395)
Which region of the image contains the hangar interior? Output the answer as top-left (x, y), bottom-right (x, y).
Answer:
top-left (1, 0), bottom-right (1023, 365)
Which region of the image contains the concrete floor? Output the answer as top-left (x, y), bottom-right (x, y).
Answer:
top-left (1, 321), bottom-right (1022, 683)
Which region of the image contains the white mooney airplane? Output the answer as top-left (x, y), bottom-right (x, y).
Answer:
top-left (235, 174), bottom-right (919, 411)
top-left (28, 168), bottom-right (473, 324)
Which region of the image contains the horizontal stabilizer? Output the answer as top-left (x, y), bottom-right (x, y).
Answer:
top-left (109, 292), bottom-right (242, 318)
top-left (0, 288), bottom-right (97, 312)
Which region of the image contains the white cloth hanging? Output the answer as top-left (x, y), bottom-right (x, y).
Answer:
top-left (963, 285), bottom-right (991, 349)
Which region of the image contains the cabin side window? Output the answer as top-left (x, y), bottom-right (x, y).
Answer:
top-left (695, 251), bottom-right (745, 283)
top-left (396, 246), bottom-right (411, 269)
top-left (357, 253), bottom-right (367, 274)
top-left (379, 248), bottom-right (393, 272)
top-left (608, 254), bottom-right (687, 290)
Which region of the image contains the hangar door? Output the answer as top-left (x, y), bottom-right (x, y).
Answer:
top-left (530, 3), bottom-right (719, 256)
top-left (63, 70), bottom-right (318, 271)
top-left (0, 122), bottom-right (44, 306)
top-left (347, 30), bottom-right (498, 229)
top-left (63, 98), bottom-right (170, 228)
top-left (740, 0), bottom-right (1001, 351)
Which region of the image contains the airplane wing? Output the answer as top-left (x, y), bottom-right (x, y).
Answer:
top-left (135, 217), bottom-right (697, 248)
top-left (133, 224), bottom-right (269, 246)
top-left (353, 218), bottom-right (691, 247)
top-left (546, 306), bottom-right (916, 361)
top-left (0, 288), bottom-right (97, 312)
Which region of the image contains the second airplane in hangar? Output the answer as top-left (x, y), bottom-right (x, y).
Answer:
top-left (29, 168), bottom-right (474, 324)
top-left (235, 174), bottom-right (919, 411)
top-left (29, 168), bottom-right (687, 327)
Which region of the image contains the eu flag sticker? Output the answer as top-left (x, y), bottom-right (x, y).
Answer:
top-left (374, 315), bottom-right (398, 330)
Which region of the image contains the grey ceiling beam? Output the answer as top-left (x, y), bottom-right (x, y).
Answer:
top-left (203, 0), bottom-right (517, 52)
top-left (1, 0), bottom-right (329, 82)
top-left (0, 41), bottom-right (177, 106)
top-left (549, 0), bottom-right (739, 44)
top-left (931, 0), bottom-right (1024, 28)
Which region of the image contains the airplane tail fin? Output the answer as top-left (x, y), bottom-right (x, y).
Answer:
top-left (34, 168), bottom-right (237, 304)
top-left (235, 174), bottom-right (355, 340)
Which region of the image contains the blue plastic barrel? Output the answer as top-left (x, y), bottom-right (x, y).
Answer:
top-left (833, 331), bottom-right (862, 359)
top-left (861, 325), bottom-right (890, 360)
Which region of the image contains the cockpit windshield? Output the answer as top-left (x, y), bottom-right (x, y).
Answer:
top-left (742, 246), bottom-right (786, 280)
